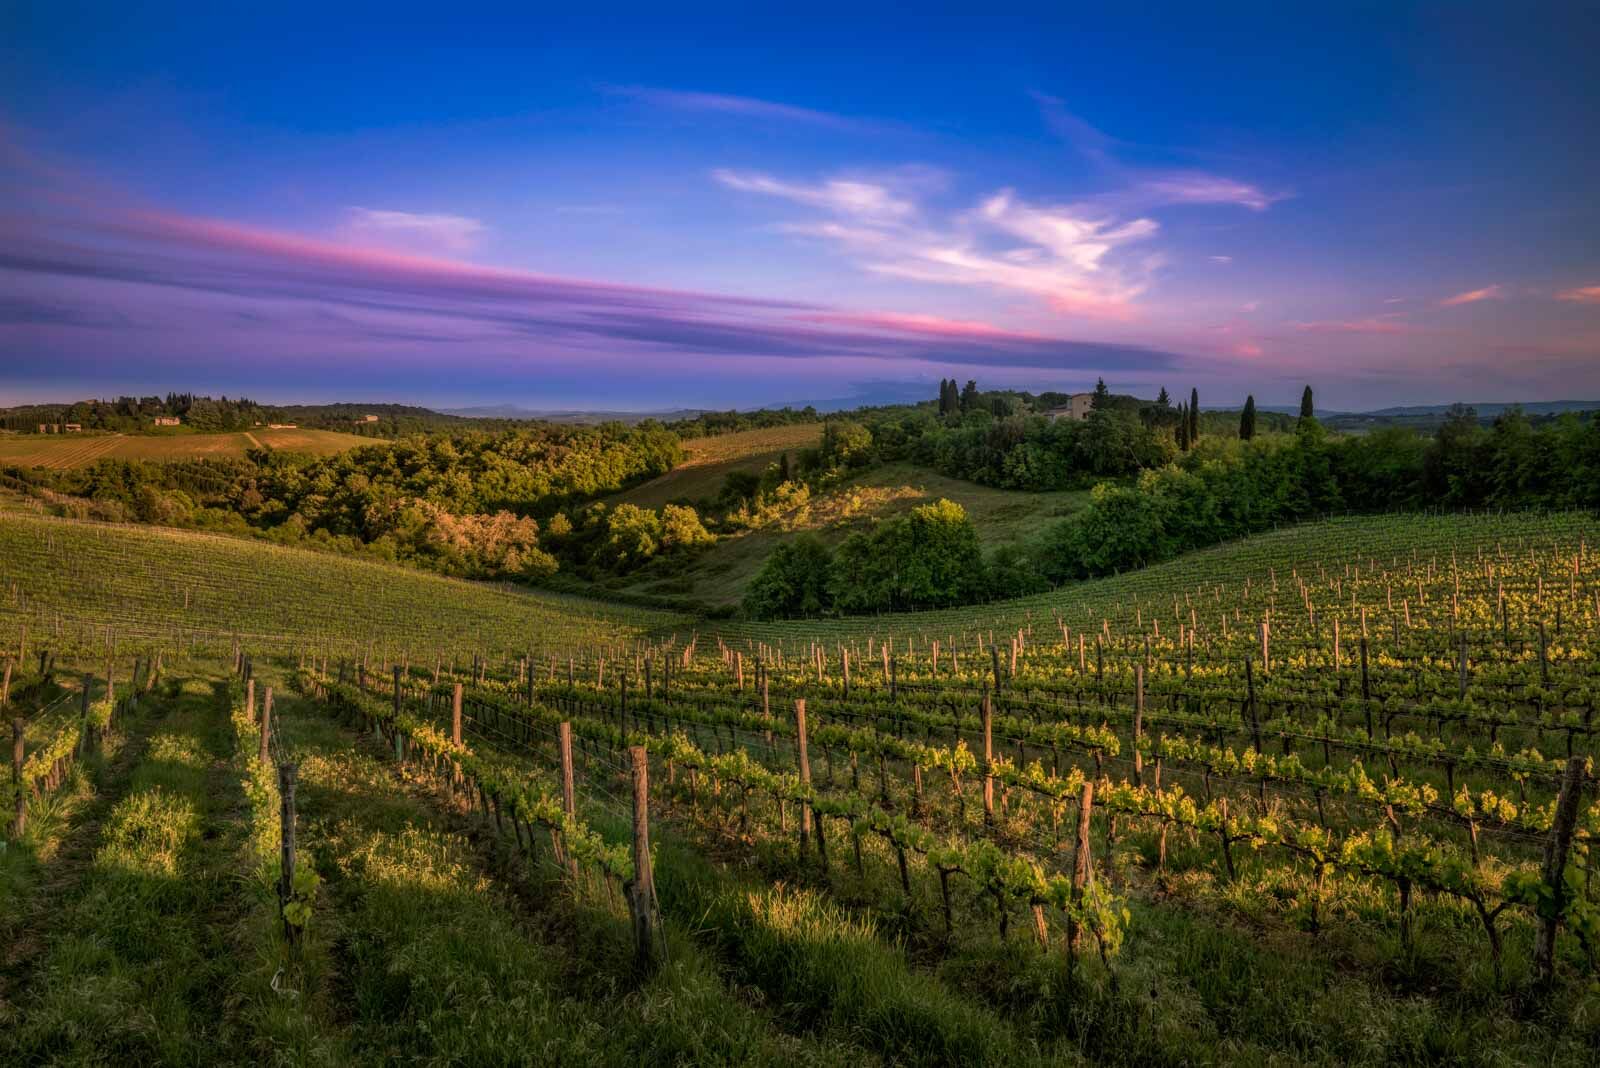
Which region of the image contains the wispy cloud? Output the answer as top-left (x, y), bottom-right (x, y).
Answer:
top-left (343, 208), bottom-right (485, 255)
top-left (1029, 93), bottom-right (1286, 212)
top-left (1556, 285), bottom-right (1600, 304)
top-left (1131, 172), bottom-right (1281, 211)
top-left (1439, 284), bottom-right (1503, 307)
top-left (1209, 255), bottom-right (1233, 264)
top-left (712, 169), bottom-right (916, 222)
top-left (716, 168), bottom-right (1163, 318)
top-left (607, 85), bottom-right (876, 132)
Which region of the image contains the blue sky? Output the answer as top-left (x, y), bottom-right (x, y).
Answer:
top-left (3, 3), bottom-right (1598, 410)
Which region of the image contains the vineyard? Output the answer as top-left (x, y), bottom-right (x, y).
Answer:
top-left (2, 508), bottom-right (1599, 1063)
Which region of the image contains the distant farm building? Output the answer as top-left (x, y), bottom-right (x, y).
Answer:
top-left (1045, 393), bottom-right (1096, 421)
top-left (152, 416), bottom-right (181, 426)
top-left (267, 423), bottom-right (299, 429)
top-left (62, 423), bottom-right (83, 432)
top-left (357, 414), bottom-right (380, 423)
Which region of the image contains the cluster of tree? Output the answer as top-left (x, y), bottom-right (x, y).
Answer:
top-left (1029, 405), bottom-right (1600, 585)
top-left (0, 394), bottom-right (275, 433)
top-left (4, 425), bottom-right (683, 580)
top-left (743, 499), bottom-right (999, 618)
top-left (544, 501), bottom-right (716, 578)
top-left (664, 407), bottom-right (820, 439)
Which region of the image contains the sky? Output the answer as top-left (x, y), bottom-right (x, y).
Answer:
top-left (2, 3), bottom-right (1598, 412)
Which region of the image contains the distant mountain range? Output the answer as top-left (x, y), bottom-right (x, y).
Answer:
top-left (438, 405), bottom-right (710, 423)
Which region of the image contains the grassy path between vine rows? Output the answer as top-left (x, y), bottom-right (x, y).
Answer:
top-left (0, 676), bottom-right (249, 1062)
top-left (0, 679), bottom-right (169, 1024)
top-left (249, 678), bottom-right (879, 1066)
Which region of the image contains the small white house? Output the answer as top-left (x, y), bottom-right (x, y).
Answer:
top-left (1045, 393), bottom-right (1097, 421)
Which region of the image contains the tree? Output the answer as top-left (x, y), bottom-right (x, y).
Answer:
top-left (960, 380), bottom-right (979, 412)
top-left (1300, 385), bottom-right (1315, 421)
top-left (1156, 386), bottom-right (1170, 407)
top-left (1240, 395), bottom-right (1257, 441)
top-left (743, 535), bottom-right (835, 618)
top-left (1091, 377), bottom-right (1111, 410)
top-left (1189, 388), bottom-right (1200, 444)
top-left (1177, 403), bottom-right (1190, 451)
top-left (777, 452), bottom-right (791, 483)
top-left (661, 503), bottom-right (715, 549)
top-left (820, 420), bottom-right (873, 468)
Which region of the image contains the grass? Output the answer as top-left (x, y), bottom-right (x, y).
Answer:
top-left (0, 427), bottom-right (375, 469)
top-left (0, 510), bottom-right (688, 662)
top-left (606, 424), bottom-right (823, 510)
top-left (1, 677), bottom-right (245, 1062)
top-left (241, 673), bottom-right (884, 1066)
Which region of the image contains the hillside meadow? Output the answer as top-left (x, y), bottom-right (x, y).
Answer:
top-left (0, 427), bottom-right (375, 468)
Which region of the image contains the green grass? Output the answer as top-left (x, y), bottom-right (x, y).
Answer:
top-left (605, 424), bottom-right (823, 510)
top-left (1, 677), bottom-right (245, 1062)
top-left (0, 510), bottom-right (688, 663)
top-left (0, 427), bottom-right (374, 469)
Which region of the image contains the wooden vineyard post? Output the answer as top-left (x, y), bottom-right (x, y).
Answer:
top-left (842, 648), bottom-right (849, 698)
top-left (1458, 635), bottom-right (1469, 700)
top-left (889, 656), bottom-right (897, 701)
top-left (1360, 638), bottom-right (1373, 738)
top-left (1, 658), bottom-right (11, 711)
top-left (1133, 664), bottom-right (1144, 787)
top-left (245, 678), bottom-right (255, 726)
top-left (982, 692), bottom-right (995, 826)
top-left (644, 657), bottom-right (652, 701)
top-left (795, 700), bottom-right (812, 855)
top-left (627, 745), bottom-right (658, 974)
top-left (392, 665), bottom-right (403, 724)
top-left (278, 762), bottom-right (299, 944)
top-left (11, 717), bottom-right (23, 837)
top-left (1245, 657), bottom-right (1261, 755)
top-left (79, 672), bottom-right (92, 753)
top-left (451, 682), bottom-right (464, 743)
top-left (991, 646), bottom-right (1003, 694)
top-left (558, 721), bottom-right (579, 882)
top-left (1068, 781), bottom-right (1095, 955)
top-left (259, 687), bottom-right (273, 765)
top-left (1534, 756), bottom-right (1586, 986)
top-left (1538, 621), bottom-right (1549, 688)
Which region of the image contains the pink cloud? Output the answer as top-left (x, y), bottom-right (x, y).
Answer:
top-left (1293, 318), bottom-right (1414, 334)
top-left (341, 207), bottom-right (485, 255)
top-left (1234, 342), bottom-right (1264, 357)
top-left (1439, 284), bottom-right (1503, 307)
top-left (792, 311), bottom-right (1052, 341)
top-left (1555, 285), bottom-right (1600, 304)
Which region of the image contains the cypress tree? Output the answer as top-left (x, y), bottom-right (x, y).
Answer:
top-left (1091, 377), bottom-right (1110, 410)
top-left (961, 379), bottom-right (978, 412)
top-left (1189, 388), bottom-right (1200, 443)
top-left (1177, 403), bottom-right (1189, 450)
top-left (1240, 395), bottom-right (1257, 440)
top-left (1300, 384), bottom-right (1315, 421)
top-left (1156, 386), bottom-right (1170, 407)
